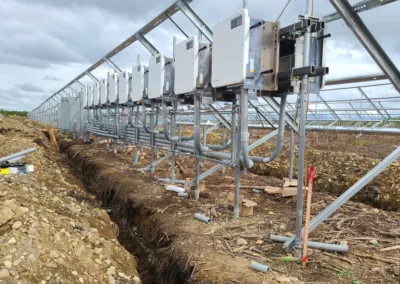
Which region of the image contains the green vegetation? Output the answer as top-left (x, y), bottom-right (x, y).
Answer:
top-left (0, 109), bottom-right (28, 117)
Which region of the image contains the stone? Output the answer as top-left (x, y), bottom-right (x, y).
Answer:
top-left (12, 259), bottom-right (22, 267)
top-left (132, 276), bottom-right (141, 284)
top-left (289, 277), bottom-right (299, 283)
top-left (279, 224), bottom-right (286, 230)
top-left (276, 276), bottom-right (291, 283)
top-left (0, 207), bottom-right (14, 226)
top-left (4, 261), bottom-right (12, 269)
top-left (12, 221), bottom-right (23, 230)
top-left (284, 232), bottom-right (294, 237)
top-left (108, 276), bottom-right (116, 284)
top-left (372, 208), bottom-right (379, 214)
top-left (339, 240), bottom-right (348, 246)
top-left (79, 277), bottom-right (84, 283)
top-left (118, 272), bottom-right (130, 280)
top-left (8, 237), bottom-right (17, 245)
top-left (369, 239), bottom-right (378, 246)
top-left (45, 262), bottom-right (58, 269)
top-left (72, 271), bottom-right (78, 276)
top-left (391, 266), bottom-right (399, 276)
top-left (49, 251), bottom-right (59, 259)
top-left (106, 266), bottom-right (115, 276)
top-left (18, 207), bottom-right (29, 214)
top-left (236, 238), bottom-right (248, 245)
top-left (0, 269), bottom-right (10, 279)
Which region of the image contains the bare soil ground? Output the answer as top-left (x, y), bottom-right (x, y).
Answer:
top-left (0, 117), bottom-right (141, 284)
top-left (60, 126), bottom-right (400, 283)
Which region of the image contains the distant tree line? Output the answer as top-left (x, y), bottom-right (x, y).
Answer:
top-left (0, 109), bottom-right (28, 117)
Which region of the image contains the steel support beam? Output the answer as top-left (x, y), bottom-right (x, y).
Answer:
top-left (329, 0), bottom-right (400, 92)
top-left (263, 97), bottom-right (298, 132)
top-left (136, 33), bottom-right (159, 56)
top-left (324, 0), bottom-right (398, 23)
top-left (325, 73), bottom-right (388, 86)
top-left (284, 146), bottom-right (400, 249)
top-left (86, 71), bottom-right (100, 83)
top-left (166, 12), bottom-right (189, 38)
top-left (358, 88), bottom-right (387, 121)
top-left (202, 104), bottom-right (231, 130)
top-left (104, 57), bottom-right (122, 73)
top-left (176, 0), bottom-right (213, 42)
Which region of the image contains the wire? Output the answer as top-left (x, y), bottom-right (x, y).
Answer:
top-left (276, 0), bottom-right (291, 22)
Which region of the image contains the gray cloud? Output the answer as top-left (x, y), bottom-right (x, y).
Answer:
top-left (42, 76), bottom-right (62, 81)
top-left (14, 83), bottom-right (45, 93)
top-left (0, 0), bottom-right (398, 112)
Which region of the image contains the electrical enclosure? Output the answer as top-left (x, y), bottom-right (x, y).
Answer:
top-left (118, 71), bottom-right (130, 104)
top-left (211, 9), bottom-right (250, 88)
top-left (174, 36), bottom-right (199, 95)
top-left (82, 87), bottom-right (88, 107)
top-left (108, 73), bottom-right (118, 103)
top-left (100, 79), bottom-right (107, 104)
top-left (93, 83), bottom-right (99, 106)
top-left (87, 86), bottom-right (93, 107)
top-left (131, 64), bottom-right (145, 102)
top-left (149, 54), bottom-right (165, 99)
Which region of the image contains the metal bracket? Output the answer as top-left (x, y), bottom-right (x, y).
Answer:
top-left (176, 0), bottom-right (213, 42)
top-left (136, 33), bottom-right (159, 56)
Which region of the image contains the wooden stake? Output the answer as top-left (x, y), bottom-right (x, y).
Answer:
top-left (302, 166), bottom-right (314, 267)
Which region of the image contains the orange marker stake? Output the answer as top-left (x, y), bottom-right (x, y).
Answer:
top-left (302, 166), bottom-right (314, 267)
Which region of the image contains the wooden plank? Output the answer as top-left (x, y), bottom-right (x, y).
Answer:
top-left (282, 187), bottom-right (298, 197)
top-left (283, 177), bottom-right (298, 187)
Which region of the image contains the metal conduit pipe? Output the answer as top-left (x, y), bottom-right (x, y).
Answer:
top-left (193, 94), bottom-right (244, 161)
top-left (87, 131), bottom-right (118, 139)
top-left (240, 89), bottom-right (254, 169)
top-left (207, 139), bottom-right (232, 151)
top-left (270, 234), bottom-right (348, 253)
top-left (142, 106), bottom-right (161, 134)
top-left (248, 94), bottom-right (288, 163)
top-left (162, 101), bottom-right (194, 142)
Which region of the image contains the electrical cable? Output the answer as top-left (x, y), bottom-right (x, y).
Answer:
top-left (276, 0), bottom-right (291, 22)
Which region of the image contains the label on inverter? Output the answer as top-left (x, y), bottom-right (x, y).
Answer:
top-left (186, 40), bottom-right (194, 50)
top-left (231, 15), bottom-right (243, 30)
top-left (137, 65), bottom-right (141, 72)
top-left (156, 56), bottom-right (161, 64)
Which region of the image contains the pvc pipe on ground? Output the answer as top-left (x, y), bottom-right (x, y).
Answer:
top-left (251, 262), bottom-right (269, 273)
top-left (178, 192), bottom-right (188, 197)
top-left (0, 147), bottom-right (36, 163)
top-left (194, 213), bottom-right (212, 224)
top-left (270, 234), bottom-right (348, 253)
top-left (165, 185), bottom-right (186, 193)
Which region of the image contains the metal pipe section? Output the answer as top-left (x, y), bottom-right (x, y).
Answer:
top-left (0, 148), bottom-right (37, 163)
top-left (142, 106), bottom-right (160, 134)
top-left (270, 235), bottom-right (348, 253)
top-left (248, 95), bottom-right (287, 163)
top-left (240, 88), bottom-right (254, 169)
top-left (194, 213), bottom-right (212, 224)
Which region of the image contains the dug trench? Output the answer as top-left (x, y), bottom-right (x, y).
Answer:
top-left (59, 141), bottom-right (193, 284)
top-left (58, 138), bottom-right (400, 284)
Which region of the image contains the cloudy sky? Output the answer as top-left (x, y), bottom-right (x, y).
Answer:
top-left (0, 0), bottom-right (399, 111)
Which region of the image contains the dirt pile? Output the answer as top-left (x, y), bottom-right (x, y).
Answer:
top-left (0, 116), bottom-right (141, 283)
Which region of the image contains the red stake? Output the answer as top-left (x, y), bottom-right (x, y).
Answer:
top-left (302, 166), bottom-right (315, 267)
